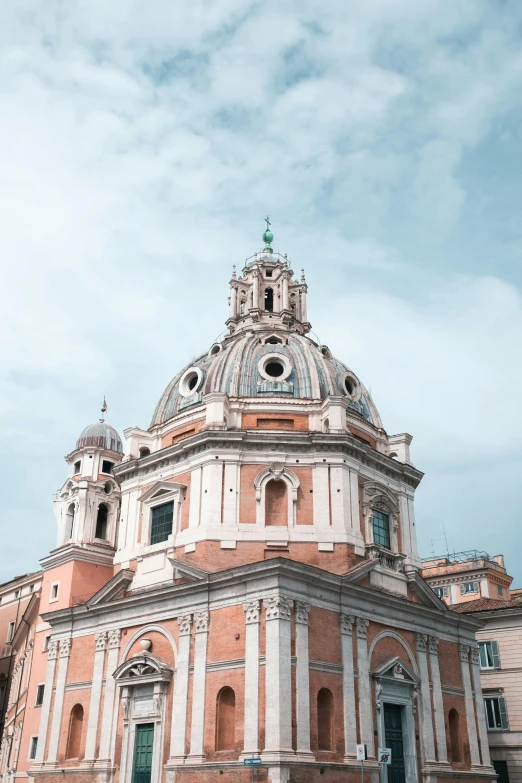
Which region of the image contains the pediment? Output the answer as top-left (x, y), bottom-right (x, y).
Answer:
top-left (86, 568), bottom-right (134, 606)
top-left (372, 656), bottom-right (418, 684)
top-left (406, 571), bottom-right (448, 611)
top-left (138, 481), bottom-right (187, 504)
top-left (114, 654), bottom-right (172, 683)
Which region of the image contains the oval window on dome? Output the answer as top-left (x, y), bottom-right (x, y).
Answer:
top-left (179, 367), bottom-right (204, 397)
top-left (258, 353), bottom-right (292, 382)
top-left (341, 371), bottom-right (361, 401)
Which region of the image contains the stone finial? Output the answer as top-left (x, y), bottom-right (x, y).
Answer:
top-left (263, 596), bottom-right (293, 621)
top-left (295, 602), bottom-right (311, 625)
top-left (194, 611), bottom-right (209, 633)
top-left (108, 629), bottom-right (121, 649)
top-left (355, 617), bottom-right (369, 638)
top-left (95, 630), bottom-right (108, 652)
top-left (243, 599), bottom-right (261, 624)
top-left (177, 614), bottom-right (193, 636)
top-left (340, 614), bottom-right (355, 634)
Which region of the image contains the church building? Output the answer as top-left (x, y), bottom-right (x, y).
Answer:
top-left (0, 226), bottom-right (495, 783)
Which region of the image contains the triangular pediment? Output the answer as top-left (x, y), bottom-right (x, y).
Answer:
top-left (372, 656), bottom-right (418, 684)
top-left (406, 571), bottom-right (448, 611)
top-left (86, 568), bottom-right (134, 606)
top-left (138, 481), bottom-right (187, 504)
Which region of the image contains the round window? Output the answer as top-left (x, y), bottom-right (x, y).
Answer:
top-left (258, 353), bottom-right (292, 382)
top-left (341, 371), bottom-right (361, 401)
top-left (179, 367), bottom-right (204, 397)
top-left (265, 361), bottom-right (284, 378)
top-left (104, 482), bottom-right (112, 495)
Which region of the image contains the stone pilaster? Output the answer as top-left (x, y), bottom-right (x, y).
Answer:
top-left (355, 617), bottom-right (373, 756)
top-left (340, 614), bottom-right (357, 759)
top-left (169, 614), bottom-right (192, 762)
top-left (46, 638), bottom-right (72, 762)
top-left (83, 630), bottom-right (107, 763)
top-left (295, 602), bottom-right (313, 759)
top-left (459, 644), bottom-right (481, 767)
top-left (242, 600), bottom-right (261, 756)
top-left (33, 640), bottom-right (58, 763)
top-left (416, 633), bottom-right (436, 763)
top-left (262, 596), bottom-right (294, 761)
top-left (97, 628), bottom-right (121, 763)
top-left (427, 636), bottom-right (448, 764)
top-left (470, 645), bottom-right (493, 768)
top-left (188, 610), bottom-right (210, 762)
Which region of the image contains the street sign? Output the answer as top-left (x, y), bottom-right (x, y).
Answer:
top-left (244, 758), bottom-right (262, 766)
top-left (356, 744), bottom-right (367, 761)
top-left (378, 748), bottom-right (392, 765)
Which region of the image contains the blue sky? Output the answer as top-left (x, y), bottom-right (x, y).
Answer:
top-left (1, 0), bottom-right (522, 583)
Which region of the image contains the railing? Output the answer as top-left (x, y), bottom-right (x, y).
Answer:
top-left (365, 544), bottom-right (406, 573)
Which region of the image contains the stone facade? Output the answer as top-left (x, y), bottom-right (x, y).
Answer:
top-left (0, 228), bottom-right (496, 783)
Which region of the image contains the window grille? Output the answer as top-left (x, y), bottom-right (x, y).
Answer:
top-left (372, 509), bottom-right (391, 549)
top-left (150, 502), bottom-right (174, 545)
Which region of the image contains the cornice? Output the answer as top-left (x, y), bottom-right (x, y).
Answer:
top-left (40, 544), bottom-right (115, 571)
top-left (115, 428), bottom-right (423, 489)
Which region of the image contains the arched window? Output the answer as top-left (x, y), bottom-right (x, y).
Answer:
top-left (265, 480), bottom-right (287, 526)
top-left (66, 704), bottom-right (84, 759)
top-left (216, 687), bottom-right (236, 750)
top-left (448, 709), bottom-right (462, 762)
top-left (64, 503), bottom-right (75, 541)
top-left (264, 287), bottom-right (274, 312)
top-left (139, 447), bottom-right (150, 458)
top-left (95, 503), bottom-right (108, 540)
top-left (317, 688), bottom-right (334, 751)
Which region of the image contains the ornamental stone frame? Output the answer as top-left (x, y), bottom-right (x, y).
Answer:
top-left (362, 481), bottom-right (400, 553)
top-left (254, 465), bottom-right (300, 528)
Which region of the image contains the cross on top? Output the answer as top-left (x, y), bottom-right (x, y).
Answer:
top-left (265, 215), bottom-right (271, 231)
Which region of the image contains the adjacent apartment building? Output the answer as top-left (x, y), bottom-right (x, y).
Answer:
top-left (422, 552), bottom-right (522, 783)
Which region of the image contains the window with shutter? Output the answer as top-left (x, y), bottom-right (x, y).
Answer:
top-left (484, 696), bottom-right (509, 730)
top-left (479, 641), bottom-right (501, 669)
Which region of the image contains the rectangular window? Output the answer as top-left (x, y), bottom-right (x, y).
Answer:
top-left (150, 502), bottom-right (174, 545)
top-left (460, 582), bottom-right (479, 594)
top-left (30, 584), bottom-right (34, 592)
top-left (14, 590), bottom-right (20, 599)
top-left (50, 583), bottom-right (59, 601)
top-left (73, 460), bottom-right (81, 474)
top-left (43, 635), bottom-right (51, 652)
top-left (372, 509), bottom-right (391, 549)
top-left (7, 621), bottom-right (15, 643)
top-left (101, 460), bottom-right (114, 474)
top-left (35, 683), bottom-right (45, 706)
top-left (434, 586), bottom-right (449, 598)
top-left (484, 696), bottom-right (509, 730)
top-left (497, 585), bottom-right (503, 597)
top-left (479, 641), bottom-right (501, 669)
top-left (0, 683), bottom-right (6, 711)
top-left (29, 736), bottom-right (38, 760)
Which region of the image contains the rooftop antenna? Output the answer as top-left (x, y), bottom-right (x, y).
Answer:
top-left (443, 523), bottom-right (450, 558)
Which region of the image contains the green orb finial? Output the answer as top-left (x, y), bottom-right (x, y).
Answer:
top-left (263, 215), bottom-right (273, 247)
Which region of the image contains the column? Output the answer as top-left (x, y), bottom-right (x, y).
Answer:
top-left (47, 638), bottom-right (72, 762)
top-left (252, 272), bottom-right (259, 310)
top-left (98, 628), bottom-right (121, 762)
top-left (416, 634), bottom-right (436, 763)
top-left (229, 285), bottom-right (237, 319)
top-left (188, 610), bottom-right (209, 762)
top-left (263, 596), bottom-right (294, 759)
top-left (34, 640), bottom-right (58, 763)
top-left (295, 602), bottom-right (313, 759)
top-left (300, 289), bottom-right (307, 322)
top-left (470, 645), bottom-right (492, 768)
top-left (427, 637), bottom-right (448, 764)
top-left (459, 644), bottom-right (481, 767)
top-left (355, 617), bottom-right (374, 756)
top-left (242, 600), bottom-right (261, 756)
top-left (340, 614), bottom-right (357, 759)
top-left (282, 276), bottom-right (289, 310)
top-left (83, 631), bottom-right (107, 762)
top-left (170, 614), bottom-right (192, 761)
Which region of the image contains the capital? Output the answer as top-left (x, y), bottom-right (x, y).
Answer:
top-left (108, 628), bottom-right (121, 649)
top-left (263, 596), bottom-right (293, 621)
top-left (415, 633), bottom-right (428, 652)
top-left (427, 636), bottom-right (439, 655)
top-left (340, 613), bottom-right (355, 634)
top-left (459, 643), bottom-right (471, 662)
top-left (59, 637), bottom-right (72, 658)
top-left (295, 602), bottom-right (311, 625)
top-left (355, 617), bottom-right (369, 638)
top-left (243, 599), bottom-right (261, 624)
top-left (177, 613), bottom-right (193, 636)
top-left (470, 645), bottom-right (480, 665)
top-left (194, 610), bottom-right (209, 633)
top-left (47, 639), bottom-right (58, 660)
top-left (95, 630), bottom-right (108, 652)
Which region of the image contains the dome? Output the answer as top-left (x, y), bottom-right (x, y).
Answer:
top-left (151, 330), bottom-right (382, 428)
top-left (76, 420), bottom-right (123, 453)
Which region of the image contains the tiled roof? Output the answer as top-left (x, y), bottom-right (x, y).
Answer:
top-left (451, 596), bottom-right (522, 613)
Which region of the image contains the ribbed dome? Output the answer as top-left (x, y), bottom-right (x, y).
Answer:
top-left (76, 421), bottom-right (123, 453)
top-left (151, 331), bottom-right (382, 428)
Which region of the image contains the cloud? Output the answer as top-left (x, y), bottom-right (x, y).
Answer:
top-left (1, 0), bottom-right (522, 581)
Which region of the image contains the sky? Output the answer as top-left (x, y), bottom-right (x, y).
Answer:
top-left (1, 0), bottom-right (522, 584)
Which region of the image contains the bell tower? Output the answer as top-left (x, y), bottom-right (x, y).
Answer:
top-left (227, 218), bottom-right (310, 335)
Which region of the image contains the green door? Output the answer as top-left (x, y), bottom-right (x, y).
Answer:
top-left (133, 723), bottom-right (154, 783)
top-left (384, 704), bottom-right (406, 783)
